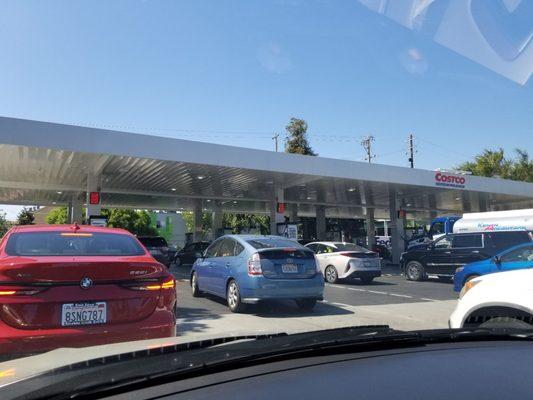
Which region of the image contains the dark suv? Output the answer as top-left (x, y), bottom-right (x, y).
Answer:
top-left (401, 231), bottom-right (533, 281)
top-left (174, 241), bottom-right (211, 266)
top-left (137, 236), bottom-right (171, 267)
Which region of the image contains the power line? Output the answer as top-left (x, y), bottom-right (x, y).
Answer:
top-left (374, 149), bottom-right (405, 159)
top-left (416, 137), bottom-right (472, 160)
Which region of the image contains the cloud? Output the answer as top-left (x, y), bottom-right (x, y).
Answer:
top-left (257, 42), bottom-right (294, 74)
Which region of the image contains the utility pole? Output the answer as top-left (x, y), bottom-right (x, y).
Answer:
top-left (407, 133), bottom-right (415, 168)
top-left (272, 133), bottom-right (279, 152)
top-left (361, 135), bottom-right (375, 163)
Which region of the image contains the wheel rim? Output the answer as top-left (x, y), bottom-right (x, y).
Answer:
top-left (325, 267), bottom-right (337, 283)
top-left (407, 264), bottom-right (420, 280)
top-left (191, 274), bottom-right (197, 290)
top-left (228, 282), bottom-right (238, 308)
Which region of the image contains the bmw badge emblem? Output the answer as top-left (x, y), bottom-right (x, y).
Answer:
top-left (80, 277), bottom-right (93, 289)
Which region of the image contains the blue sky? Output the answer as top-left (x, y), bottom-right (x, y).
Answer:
top-left (0, 1), bottom-right (531, 218)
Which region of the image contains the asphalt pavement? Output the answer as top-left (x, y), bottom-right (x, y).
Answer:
top-left (171, 265), bottom-right (458, 337)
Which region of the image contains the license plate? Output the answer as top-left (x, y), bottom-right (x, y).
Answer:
top-left (363, 260), bottom-right (376, 267)
top-left (61, 302), bottom-right (107, 326)
top-left (281, 264), bottom-right (298, 273)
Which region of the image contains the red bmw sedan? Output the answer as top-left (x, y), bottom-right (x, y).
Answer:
top-left (0, 224), bottom-right (177, 355)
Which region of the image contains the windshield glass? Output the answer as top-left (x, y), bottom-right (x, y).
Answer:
top-left (332, 243), bottom-right (369, 252)
top-left (138, 237), bottom-right (168, 247)
top-left (5, 232), bottom-right (146, 256)
top-left (0, 0), bottom-right (532, 393)
top-left (247, 238), bottom-right (303, 249)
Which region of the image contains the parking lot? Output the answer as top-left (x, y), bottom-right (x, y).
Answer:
top-left (172, 265), bottom-right (459, 337)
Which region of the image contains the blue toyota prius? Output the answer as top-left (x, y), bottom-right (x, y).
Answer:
top-left (454, 242), bottom-right (533, 292)
top-left (190, 235), bottom-right (324, 312)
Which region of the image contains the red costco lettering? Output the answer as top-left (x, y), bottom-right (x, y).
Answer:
top-left (435, 173), bottom-right (465, 185)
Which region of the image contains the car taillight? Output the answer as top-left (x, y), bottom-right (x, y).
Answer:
top-left (123, 278), bottom-right (175, 291)
top-left (0, 287), bottom-right (47, 296)
top-left (248, 252), bottom-right (262, 276)
top-left (339, 252), bottom-right (353, 257)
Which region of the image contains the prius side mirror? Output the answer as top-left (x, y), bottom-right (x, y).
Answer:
top-left (493, 255), bottom-right (501, 266)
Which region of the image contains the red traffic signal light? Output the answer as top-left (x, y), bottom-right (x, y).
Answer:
top-left (89, 191), bottom-right (101, 205)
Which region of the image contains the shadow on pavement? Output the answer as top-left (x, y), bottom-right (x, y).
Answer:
top-left (176, 305), bottom-right (223, 334)
top-left (171, 265), bottom-right (193, 280)
top-left (426, 276), bottom-right (454, 285)
top-left (250, 300), bottom-right (354, 318)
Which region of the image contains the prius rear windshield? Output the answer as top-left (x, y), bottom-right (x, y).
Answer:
top-left (333, 243), bottom-right (369, 252)
top-left (5, 232), bottom-right (146, 256)
top-left (247, 238), bottom-right (303, 249)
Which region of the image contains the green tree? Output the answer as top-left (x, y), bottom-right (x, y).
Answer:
top-left (46, 207), bottom-right (68, 224)
top-left (181, 211), bottom-right (212, 234)
top-left (456, 148), bottom-right (532, 182)
top-left (223, 213), bottom-right (270, 234)
top-left (512, 149), bottom-right (533, 183)
top-left (106, 209), bottom-right (158, 236)
top-left (284, 117), bottom-right (317, 156)
top-left (0, 212), bottom-right (11, 238)
top-left (16, 207), bottom-right (36, 225)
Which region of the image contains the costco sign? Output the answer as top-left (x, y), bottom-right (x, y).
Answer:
top-left (434, 172), bottom-right (466, 189)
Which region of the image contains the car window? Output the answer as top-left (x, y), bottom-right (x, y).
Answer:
top-left (5, 232), bottom-right (145, 256)
top-left (234, 241), bottom-right (244, 256)
top-left (183, 244), bottom-right (193, 252)
top-left (333, 243), bottom-right (368, 252)
top-left (204, 240), bottom-right (222, 258)
top-left (434, 236), bottom-right (452, 249)
top-left (246, 238), bottom-right (302, 249)
top-left (316, 244), bottom-right (334, 254)
top-left (138, 237), bottom-right (168, 247)
top-left (430, 222), bottom-right (445, 235)
top-left (216, 238), bottom-right (235, 257)
top-left (452, 234), bottom-right (483, 248)
top-left (501, 245), bottom-right (533, 263)
top-left (306, 243), bottom-right (318, 253)
top-left (488, 232), bottom-right (532, 250)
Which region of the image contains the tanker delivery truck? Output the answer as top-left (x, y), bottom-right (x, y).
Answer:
top-left (407, 209), bottom-right (533, 249)
top-left (452, 209), bottom-right (533, 234)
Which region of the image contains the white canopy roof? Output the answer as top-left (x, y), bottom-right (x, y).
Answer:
top-left (0, 117), bottom-right (531, 219)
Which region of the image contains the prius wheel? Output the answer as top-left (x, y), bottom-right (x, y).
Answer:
top-left (227, 280), bottom-right (246, 313)
top-left (191, 272), bottom-right (201, 297)
top-left (406, 261), bottom-right (425, 281)
top-left (296, 298), bottom-right (317, 311)
top-left (324, 266), bottom-right (339, 284)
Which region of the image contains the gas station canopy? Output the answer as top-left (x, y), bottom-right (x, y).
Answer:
top-left (0, 116), bottom-right (532, 219)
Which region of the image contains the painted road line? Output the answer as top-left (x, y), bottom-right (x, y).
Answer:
top-left (419, 298), bottom-right (439, 302)
top-left (328, 302), bottom-right (353, 308)
top-left (366, 290), bottom-right (388, 295)
top-left (388, 293), bottom-right (413, 298)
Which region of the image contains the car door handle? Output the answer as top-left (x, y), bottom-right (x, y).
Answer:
top-left (472, 250), bottom-right (480, 253)
top-left (444, 251), bottom-right (451, 254)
